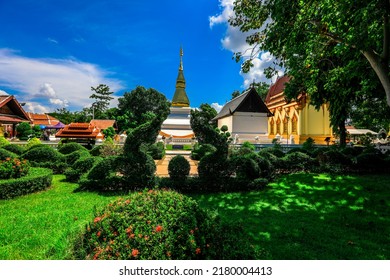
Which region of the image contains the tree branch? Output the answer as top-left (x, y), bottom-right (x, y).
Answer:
top-left (382, 0), bottom-right (390, 61)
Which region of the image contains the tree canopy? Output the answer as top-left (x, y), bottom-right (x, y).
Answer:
top-left (230, 0), bottom-right (390, 144)
top-left (230, 0), bottom-right (390, 103)
top-left (90, 84), bottom-right (114, 119)
top-left (117, 86), bottom-right (170, 132)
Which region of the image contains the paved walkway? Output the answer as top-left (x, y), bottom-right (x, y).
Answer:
top-left (155, 154), bottom-right (198, 177)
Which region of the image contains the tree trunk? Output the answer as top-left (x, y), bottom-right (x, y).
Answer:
top-left (338, 121), bottom-right (347, 147)
top-left (361, 50), bottom-right (390, 107)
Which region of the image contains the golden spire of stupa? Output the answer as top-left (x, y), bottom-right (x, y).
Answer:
top-left (172, 46), bottom-right (190, 107)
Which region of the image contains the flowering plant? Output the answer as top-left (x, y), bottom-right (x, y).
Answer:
top-left (0, 157), bottom-right (30, 179)
top-left (74, 189), bottom-right (257, 260)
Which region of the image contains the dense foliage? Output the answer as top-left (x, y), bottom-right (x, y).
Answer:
top-left (0, 157), bottom-right (30, 179)
top-left (74, 189), bottom-right (257, 260)
top-left (168, 155), bottom-right (190, 181)
top-left (0, 167), bottom-right (53, 199)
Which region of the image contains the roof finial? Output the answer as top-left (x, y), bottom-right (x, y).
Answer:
top-left (251, 79), bottom-right (256, 88)
top-left (179, 46), bottom-right (183, 71)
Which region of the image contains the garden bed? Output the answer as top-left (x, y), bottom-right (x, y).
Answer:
top-left (0, 167), bottom-right (53, 199)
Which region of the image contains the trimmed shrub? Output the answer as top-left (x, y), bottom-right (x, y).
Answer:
top-left (74, 189), bottom-right (257, 260)
top-left (121, 153), bottom-right (156, 189)
top-left (0, 168), bottom-right (53, 199)
top-left (64, 149), bottom-right (91, 166)
top-left (341, 146), bottom-right (363, 158)
top-left (87, 156), bottom-right (118, 181)
top-left (64, 156), bottom-right (103, 182)
top-left (0, 148), bottom-right (18, 160)
top-left (2, 144), bottom-right (25, 155)
top-left (258, 147), bottom-right (284, 158)
top-left (25, 137), bottom-right (42, 150)
top-left (280, 151), bottom-right (314, 171)
top-left (191, 143), bottom-right (217, 160)
top-left (168, 155), bottom-right (190, 181)
top-left (254, 154), bottom-right (274, 179)
top-left (0, 136), bottom-right (10, 147)
top-left (147, 142), bottom-right (165, 160)
top-left (22, 145), bottom-right (64, 163)
top-left (0, 157), bottom-right (30, 179)
top-left (16, 122), bottom-right (32, 140)
top-left (58, 142), bottom-right (87, 155)
top-left (318, 149), bottom-right (351, 166)
top-left (22, 145), bottom-right (67, 174)
top-left (198, 153), bottom-right (231, 182)
top-left (89, 145), bottom-right (102, 156)
top-left (354, 153), bottom-right (386, 171)
top-left (231, 155), bottom-right (260, 180)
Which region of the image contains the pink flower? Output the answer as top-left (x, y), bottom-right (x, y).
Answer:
top-left (94, 217), bottom-right (102, 223)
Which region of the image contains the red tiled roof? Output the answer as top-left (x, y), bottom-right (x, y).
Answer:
top-left (27, 113), bottom-right (60, 126)
top-left (0, 95), bottom-right (31, 124)
top-left (55, 122), bottom-right (103, 139)
top-left (90, 119), bottom-right (117, 130)
top-left (265, 76), bottom-right (291, 104)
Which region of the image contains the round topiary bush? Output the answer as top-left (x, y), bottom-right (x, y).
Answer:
top-left (281, 151), bottom-right (314, 171)
top-left (74, 189), bottom-right (257, 260)
top-left (231, 155), bottom-right (260, 180)
top-left (58, 142), bottom-right (87, 155)
top-left (22, 145), bottom-right (63, 163)
top-left (2, 144), bottom-right (25, 155)
top-left (191, 143), bottom-right (217, 160)
top-left (168, 155), bottom-right (190, 181)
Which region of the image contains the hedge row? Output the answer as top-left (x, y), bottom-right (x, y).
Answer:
top-left (0, 167), bottom-right (53, 199)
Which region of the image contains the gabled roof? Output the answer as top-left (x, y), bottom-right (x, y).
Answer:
top-left (265, 76), bottom-right (291, 104)
top-left (55, 122), bottom-right (103, 139)
top-left (213, 87), bottom-right (272, 121)
top-left (90, 119), bottom-right (118, 130)
top-left (0, 95), bottom-right (31, 124)
top-left (27, 112), bottom-right (60, 126)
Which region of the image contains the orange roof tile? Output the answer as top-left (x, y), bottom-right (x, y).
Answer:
top-left (27, 113), bottom-right (60, 126)
top-left (90, 119), bottom-right (117, 130)
top-left (55, 122), bottom-right (103, 139)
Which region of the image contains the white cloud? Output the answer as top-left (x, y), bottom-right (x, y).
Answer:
top-left (210, 0), bottom-right (284, 87)
top-left (211, 102), bottom-right (224, 113)
top-left (24, 102), bottom-right (50, 114)
top-left (50, 98), bottom-right (69, 107)
top-left (0, 48), bottom-right (125, 112)
top-left (37, 83), bottom-right (57, 98)
top-left (0, 89), bottom-right (9, 95)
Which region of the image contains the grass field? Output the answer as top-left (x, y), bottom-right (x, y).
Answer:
top-left (192, 173), bottom-right (390, 259)
top-left (0, 173), bottom-right (389, 259)
top-left (0, 176), bottom-right (121, 259)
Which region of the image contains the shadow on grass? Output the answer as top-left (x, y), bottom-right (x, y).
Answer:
top-left (192, 173), bottom-right (390, 260)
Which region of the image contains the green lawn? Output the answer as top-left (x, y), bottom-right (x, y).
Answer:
top-left (0, 175), bottom-right (121, 260)
top-left (0, 173), bottom-right (389, 259)
top-left (192, 173), bottom-right (390, 260)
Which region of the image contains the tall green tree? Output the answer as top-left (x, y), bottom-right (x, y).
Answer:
top-left (117, 86), bottom-right (170, 131)
top-left (230, 0), bottom-right (390, 105)
top-left (90, 84), bottom-right (114, 119)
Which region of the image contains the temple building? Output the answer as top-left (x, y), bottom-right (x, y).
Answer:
top-left (213, 85), bottom-right (272, 144)
top-left (0, 95), bottom-right (31, 138)
top-left (159, 47), bottom-right (194, 143)
top-left (265, 76), bottom-right (333, 144)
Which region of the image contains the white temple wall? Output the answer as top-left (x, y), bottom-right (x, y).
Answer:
top-left (231, 112), bottom-right (268, 134)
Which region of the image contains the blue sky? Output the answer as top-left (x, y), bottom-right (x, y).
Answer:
top-left (0, 0), bottom-right (281, 113)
